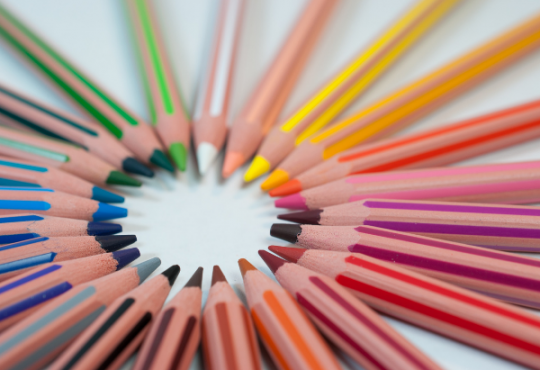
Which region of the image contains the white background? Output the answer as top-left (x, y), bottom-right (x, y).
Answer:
top-left (1, 0), bottom-right (540, 369)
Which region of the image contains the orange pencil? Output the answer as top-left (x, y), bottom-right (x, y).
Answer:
top-left (0, 257), bottom-right (160, 370)
top-left (258, 252), bottom-right (443, 370)
top-left (133, 267), bottom-right (203, 370)
top-left (202, 265), bottom-right (261, 370)
top-left (49, 265), bottom-right (179, 370)
top-left (222, 0), bottom-right (338, 178)
top-left (239, 257), bottom-right (355, 370)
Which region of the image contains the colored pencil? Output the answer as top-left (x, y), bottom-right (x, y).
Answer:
top-left (271, 99), bottom-right (540, 196)
top-left (0, 257), bottom-right (160, 370)
top-left (125, 0), bottom-right (191, 171)
top-left (202, 265), bottom-right (261, 370)
top-left (0, 125), bottom-right (141, 187)
top-left (0, 187), bottom-right (127, 221)
top-left (270, 246), bottom-right (540, 369)
top-left (193, 0), bottom-right (244, 175)
top-left (0, 4), bottom-right (174, 172)
top-left (0, 248), bottom-right (140, 332)
top-left (271, 224), bottom-right (540, 307)
top-left (0, 83), bottom-right (153, 177)
top-left (275, 160), bottom-right (540, 209)
top-left (262, 12), bottom-right (540, 190)
top-left (277, 198), bottom-right (540, 250)
top-left (0, 156), bottom-right (124, 203)
top-left (239, 258), bottom-right (359, 370)
top-left (222, 0), bottom-right (338, 178)
top-left (49, 264), bottom-right (179, 370)
top-left (258, 252), bottom-right (443, 370)
top-left (245, 0), bottom-right (460, 182)
top-left (0, 235), bottom-right (136, 282)
top-left (133, 267), bottom-right (203, 370)
top-left (0, 214), bottom-right (122, 245)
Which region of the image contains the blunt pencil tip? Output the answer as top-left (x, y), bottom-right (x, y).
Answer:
top-left (269, 179), bottom-right (302, 197)
top-left (95, 234), bottom-right (137, 252)
top-left (238, 258), bottom-right (257, 277)
top-left (244, 155), bottom-right (270, 182)
top-left (258, 250), bottom-right (286, 274)
top-left (277, 210), bottom-right (321, 225)
top-left (274, 193), bottom-right (308, 210)
top-left (87, 222), bottom-right (122, 236)
top-left (122, 157), bottom-right (154, 177)
top-left (270, 224), bottom-right (302, 243)
top-left (211, 265), bottom-right (227, 286)
top-left (91, 186), bottom-right (125, 203)
top-left (93, 203), bottom-right (128, 221)
top-left (169, 143), bottom-right (188, 171)
top-left (261, 169), bottom-right (289, 191)
top-left (106, 171), bottom-right (142, 187)
top-left (222, 152), bottom-right (245, 178)
top-left (112, 248), bottom-right (141, 270)
top-left (196, 143), bottom-right (218, 175)
top-left (150, 149), bottom-right (175, 173)
top-left (162, 265), bottom-right (181, 286)
top-left (185, 267), bottom-right (204, 288)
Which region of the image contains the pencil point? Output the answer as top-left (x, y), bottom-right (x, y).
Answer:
top-left (238, 258), bottom-right (257, 277)
top-left (197, 143), bottom-right (218, 175)
top-left (222, 152), bottom-right (245, 178)
top-left (134, 257), bottom-right (161, 282)
top-left (95, 235), bottom-right (137, 252)
top-left (261, 169), bottom-right (289, 191)
top-left (161, 265), bottom-right (181, 286)
top-left (169, 143), bottom-right (188, 171)
top-left (211, 265), bottom-right (227, 286)
top-left (184, 267), bottom-right (203, 288)
top-left (244, 155), bottom-right (270, 182)
top-left (268, 245), bottom-right (306, 263)
top-left (122, 157), bottom-right (154, 177)
top-left (150, 149), bottom-right (175, 173)
top-left (91, 186), bottom-right (125, 203)
top-left (87, 222), bottom-right (122, 236)
top-left (106, 171), bottom-right (142, 187)
top-left (93, 203), bottom-right (128, 221)
top-left (270, 224), bottom-right (302, 243)
top-left (274, 193), bottom-right (308, 210)
top-left (277, 209), bottom-right (322, 224)
top-left (112, 248), bottom-right (141, 270)
top-left (269, 179), bottom-right (303, 197)
top-left (258, 250), bottom-right (286, 274)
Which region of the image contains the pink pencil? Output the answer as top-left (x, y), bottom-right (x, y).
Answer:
top-left (271, 224), bottom-right (540, 308)
top-left (0, 257), bottom-right (160, 370)
top-left (202, 265), bottom-right (261, 370)
top-left (193, 0), bottom-right (244, 175)
top-left (222, 0), bottom-right (339, 178)
top-left (276, 160), bottom-right (540, 209)
top-left (0, 248), bottom-right (140, 332)
top-left (259, 251), bottom-right (443, 370)
top-left (271, 246), bottom-right (540, 370)
top-left (49, 265), bottom-right (179, 370)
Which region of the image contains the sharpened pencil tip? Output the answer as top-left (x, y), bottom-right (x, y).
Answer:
top-left (222, 152), bottom-right (245, 178)
top-left (211, 265), bottom-right (227, 285)
top-left (112, 248), bottom-right (140, 270)
top-left (150, 149), bottom-right (175, 173)
top-left (270, 224), bottom-right (301, 243)
top-left (277, 209), bottom-right (322, 225)
top-left (169, 143), bottom-right (188, 171)
top-left (238, 258), bottom-right (257, 277)
top-left (93, 203), bottom-right (128, 221)
top-left (269, 179), bottom-right (303, 197)
top-left (162, 265), bottom-right (180, 286)
top-left (91, 186), bottom-right (125, 203)
top-left (244, 155), bottom-right (270, 182)
top-left (184, 267), bottom-right (203, 288)
top-left (87, 222), bottom-right (122, 236)
top-left (261, 169), bottom-right (289, 191)
top-left (275, 193), bottom-right (308, 210)
top-left (122, 157), bottom-right (154, 177)
top-left (134, 257), bottom-right (161, 282)
top-left (197, 143), bottom-right (218, 175)
top-left (106, 171), bottom-right (142, 187)
top-left (258, 250), bottom-right (286, 274)
top-left (95, 234), bottom-right (137, 252)
top-left (268, 245), bottom-right (306, 263)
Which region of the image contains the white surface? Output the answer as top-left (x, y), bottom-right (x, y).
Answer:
top-left (1, 0), bottom-right (540, 369)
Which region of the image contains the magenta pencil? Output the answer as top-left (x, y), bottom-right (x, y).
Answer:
top-left (277, 198), bottom-right (540, 251)
top-left (276, 160), bottom-right (540, 209)
top-left (0, 248), bottom-right (140, 332)
top-left (259, 251), bottom-right (443, 370)
top-left (0, 257), bottom-right (160, 370)
top-left (0, 235), bottom-right (137, 282)
top-left (271, 224), bottom-right (540, 308)
top-left (270, 246), bottom-right (540, 370)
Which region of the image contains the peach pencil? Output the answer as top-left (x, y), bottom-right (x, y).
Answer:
top-left (271, 99), bottom-right (540, 196)
top-left (0, 214), bottom-right (122, 245)
top-left (0, 83), bottom-right (153, 177)
top-left (270, 224), bottom-right (540, 308)
top-left (0, 3), bottom-right (174, 172)
top-left (0, 248), bottom-right (140, 332)
top-left (193, 0), bottom-right (244, 175)
top-left (133, 267), bottom-right (203, 370)
top-left (277, 199), bottom-right (540, 251)
top-left (0, 257), bottom-right (160, 370)
top-left (258, 252), bottom-right (443, 370)
top-left (262, 12), bottom-right (540, 191)
top-left (125, 0), bottom-right (191, 171)
top-left (202, 266), bottom-right (261, 370)
top-left (0, 126), bottom-right (140, 187)
top-left (239, 258), bottom-right (360, 370)
top-left (222, 0), bottom-right (338, 178)
top-left (245, 0), bottom-right (461, 182)
top-left (0, 156), bottom-right (124, 203)
top-left (49, 264), bottom-right (179, 370)
top-left (270, 246), bottom-right (540, 370)
top-left (275, 160), bottom-right (540, 209)
top-left (0, 187), bottom-right (127, 221)
top-left (0, 235), bottom-right (137, 282)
